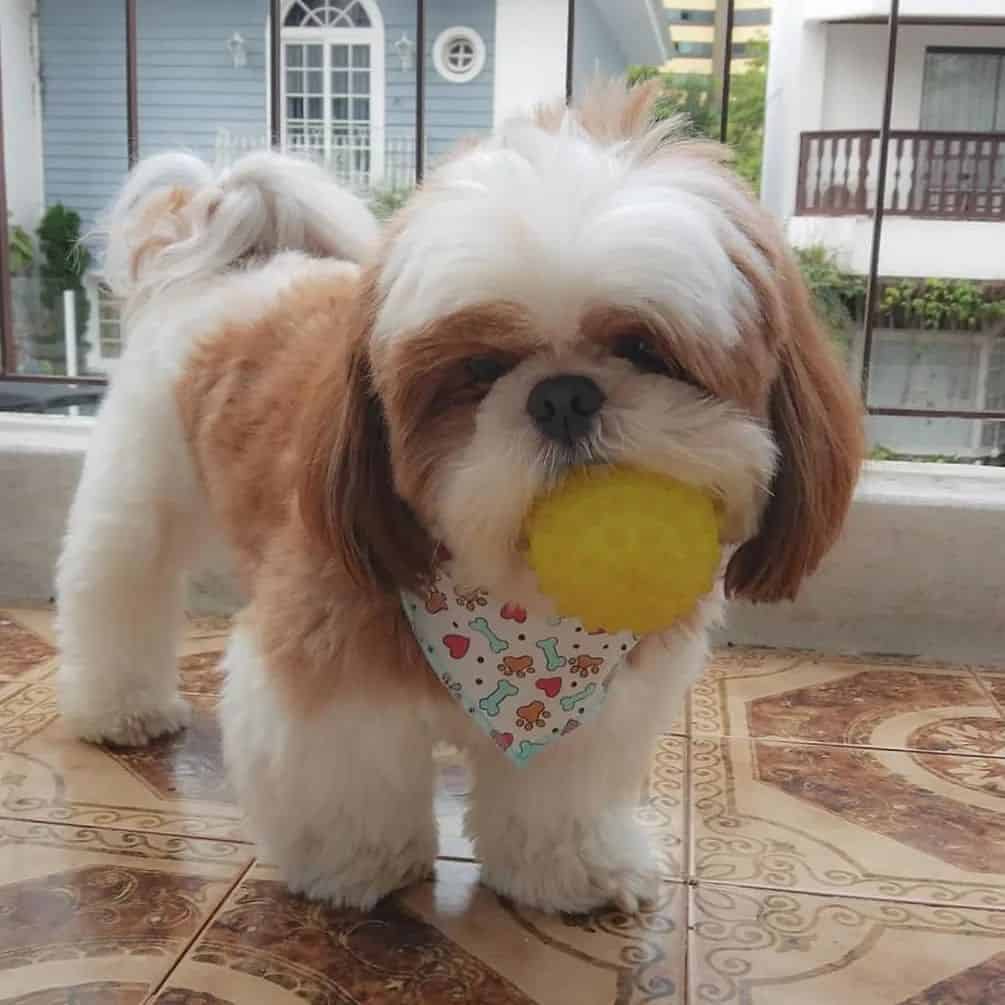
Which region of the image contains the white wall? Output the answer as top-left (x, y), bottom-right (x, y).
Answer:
top-left (810, 0), bottom-right (1005, 20)
top-left (821, 23), bottom-right (1005, 132)
top-left (762, 0), bottom-right (828, 218)
top-left (719, 462), bottom-right (1005, 667)
top-left (3, 418), bottom-right (1003, 665)
top-left (788, 215), bottom-right (1005, 280)
top-left (1, 0), bottom-right (44, 228)
top-left (493, 0), bottom-right (568, 126)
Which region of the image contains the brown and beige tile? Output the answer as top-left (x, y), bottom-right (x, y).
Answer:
top-left (178, 651), bottom-right (226, 697)
top-left (689, 883), bottom-right (1005, 1004)
top-left (691, 735), bottom-right (1005, 907)
top-left (0, 817), bottom-right (251, 1002)
top-left (693, 650), bottom-right (1004, 752)
top-left (0, 685), bottom-right (244, 842)
top-left (157, 859), bottom-right (687, 1004)
top-left (0, 611), bottom-right (57, 681)
top-left (977, 670), bottom-right (1005, 718)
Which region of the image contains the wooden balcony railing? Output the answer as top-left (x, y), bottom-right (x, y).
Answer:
top-left (796, 129), bottom-right (1005, 220)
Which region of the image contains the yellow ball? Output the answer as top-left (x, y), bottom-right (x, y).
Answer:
top-left (526, 467), bottom-right (721, 634)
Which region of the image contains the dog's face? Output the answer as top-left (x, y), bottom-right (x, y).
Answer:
top-left (300, 84), bottom-right (863, 610)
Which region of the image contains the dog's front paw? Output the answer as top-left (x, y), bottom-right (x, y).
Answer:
top-left (478, 814), bottom-right (659, 914)
top-left (59, 681), bottom-right (192, 747)
top-left (279, 830), bottom-right (437, 911)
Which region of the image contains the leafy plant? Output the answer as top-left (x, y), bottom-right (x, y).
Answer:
top-left (369, 187), bottom-right (412, 221)
top-left (793, 244), bottom-right (865, 356)
top-left (879, 278), bottom-right (1005, 331)
top-left (33, 204), bottom-right (92, 369)
top-left (627, 37), bottom-right (769, 189)
top-left (7, 216), bottom-right (34, 275)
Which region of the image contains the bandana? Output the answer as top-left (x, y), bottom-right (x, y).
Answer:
top-left (402, 570), bottom-right (640, 765)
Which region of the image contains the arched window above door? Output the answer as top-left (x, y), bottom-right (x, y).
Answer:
top-left (281, 0), bottom-right (384, 186)
top-left (284, 1), bottom-right (372, 29)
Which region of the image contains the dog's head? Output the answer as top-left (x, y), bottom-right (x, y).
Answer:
top-left (299, 81), bottom-right (864, 610)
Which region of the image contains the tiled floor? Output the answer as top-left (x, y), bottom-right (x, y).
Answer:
top-left (0, 610), bottom-right (1003, 1004)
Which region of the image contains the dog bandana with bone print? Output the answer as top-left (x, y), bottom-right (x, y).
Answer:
top-left (401, 569), bottom-right (640, 766)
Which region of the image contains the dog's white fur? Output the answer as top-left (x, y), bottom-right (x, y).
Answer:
top-left (57, 85), bottom-right (860, 914)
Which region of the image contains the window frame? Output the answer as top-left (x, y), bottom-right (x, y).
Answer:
top-left (432, 26), bottom-right (486, 85)
top-left (279, 0), bottom-right (385, 184)
top-left (920, 47), bottom-right (1005, 133)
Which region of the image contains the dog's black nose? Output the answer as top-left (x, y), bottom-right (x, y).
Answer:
top-left (526, 375), bottom-right (605, 446)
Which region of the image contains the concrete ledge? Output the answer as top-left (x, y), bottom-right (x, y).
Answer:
top-left (3, 415), bottom-right (1004, 664)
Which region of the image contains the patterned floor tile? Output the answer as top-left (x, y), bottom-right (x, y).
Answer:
top-left (0, 612), bottom-right (57, 681)
top-left (977, 671), bottom-right (1005, 718)
top-left (693, 652), bottom-right (1004, 751)
top-left (691, 736), bottom-right (1005, 906)
top-left (0, 685), bottom-right (244, 842)
top-left (433, 735), bottom-right (688, 878)
top-left (0, 817), bottom-right (251, 1003)
top-left (155, 860), bottom-right (687, 1004)
top-left (689, 883), bottom-right (1005, 1004)
top-left (178, 651), bottom-right (226, 697)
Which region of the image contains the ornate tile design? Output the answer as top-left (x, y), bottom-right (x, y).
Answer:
top-left (0, 686), bottom-right (244, 842)
top-left (693, 653), bottom-right (1001, 751)
top-left (0, 608), bottom-right (1002, 1002)
top-left (159, 861), bottom-right (687, 1004)
top-left (178, 651), bottom-right (226, 697)
top-left (689, 885), bottom-right (1005, 1004)
top-left (0, 613), bottom-right (55, 680)
top-left (0, 818), bottom-right (250, 1002)
top-left (692, 736), bottom-right (1005, 906)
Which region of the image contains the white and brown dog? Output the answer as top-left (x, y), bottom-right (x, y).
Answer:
top-left (57, 82), bottom-right (863, 914)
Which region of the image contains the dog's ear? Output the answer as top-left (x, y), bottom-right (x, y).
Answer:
top-left (725, 252), bottom-right (864, 602)
top-left (298, 284), bottom-right (431, 593)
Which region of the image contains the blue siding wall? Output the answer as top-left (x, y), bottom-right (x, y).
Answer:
top-left (40, 0), bottom-right (129, 235)
top-left (40, 0), bottom-right (495, 231)
top-left (574, 0), bottom-right (630, 88)
top-left (382, 0), bottom-right (496, 161)
top-left (135, 0), bottom-right (269, 159)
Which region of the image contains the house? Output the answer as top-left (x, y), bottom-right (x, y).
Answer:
top-left (2, 0), bottom-right (668, 374)
top-left (762, 0), bottom-right (1005, 460)
top-left (665, 0), bottom-right (772, 74)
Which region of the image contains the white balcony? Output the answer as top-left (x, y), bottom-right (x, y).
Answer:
top-left (806, 0), bottom-right (1005, 21)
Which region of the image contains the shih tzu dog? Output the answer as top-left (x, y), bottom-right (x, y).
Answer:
top-left (57, 81), bottom-right (863, 914)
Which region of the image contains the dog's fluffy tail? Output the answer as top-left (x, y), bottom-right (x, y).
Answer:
top-left (102, 150), bottom-right (379, 302)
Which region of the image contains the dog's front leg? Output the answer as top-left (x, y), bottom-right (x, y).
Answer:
top-left (221, 620), bottom-right (438, 910)
top-left (466, 631), bottom-right (703, 914)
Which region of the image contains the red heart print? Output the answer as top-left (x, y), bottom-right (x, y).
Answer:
top-left (492, 731), bottom-right (514, 751)
top-left (443, 634), bottom-right (470, 659)
top-left (500, 602), bottom-right (527, 623)
top-left (536, 677), bottom-right (562, 699)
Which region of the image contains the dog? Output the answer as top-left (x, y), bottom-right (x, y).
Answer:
top-left (56, 81), bottom-right (863, 914)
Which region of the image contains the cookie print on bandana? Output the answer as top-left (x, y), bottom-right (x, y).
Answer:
top-left (402, 570), bottom-right (639, 766)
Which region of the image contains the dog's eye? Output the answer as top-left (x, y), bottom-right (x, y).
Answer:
top-left (612, 333), bottom-right (672, 376)
top-left (465, 356), bottom-right (511, 385)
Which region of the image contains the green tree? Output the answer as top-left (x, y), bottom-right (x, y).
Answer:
top-left (33, 204), bottom-right (92, 373)
top-left (628, 37), bottom-right (769, 190)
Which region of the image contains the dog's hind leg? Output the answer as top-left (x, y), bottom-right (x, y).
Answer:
top-left (56, 369), bottom-right (205, 747)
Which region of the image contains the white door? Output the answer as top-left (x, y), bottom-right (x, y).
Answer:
top-left (281, 1), bottom-right (385, 187)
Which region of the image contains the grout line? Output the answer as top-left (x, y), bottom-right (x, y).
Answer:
top-left (686, 731), bottom-right (1005, 761)
top-left (691, 876), bottom-right (1005, 914)
top-left (0, 812), bottom-right (251, 846)
top-left (681, 725), bottom-right (691, 883)
top-left (971, 668), bottom-right (1005, 720)
top-left (142, 856), bottom-right (257, 1003)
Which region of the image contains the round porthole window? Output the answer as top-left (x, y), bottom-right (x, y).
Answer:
top-left (433, 27), bottom-right (486, 84)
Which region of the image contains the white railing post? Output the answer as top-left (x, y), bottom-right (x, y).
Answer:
top-left (62, 288), bottom-right (80, 416)
top-left (62, 289), bottom-right (78, 378)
